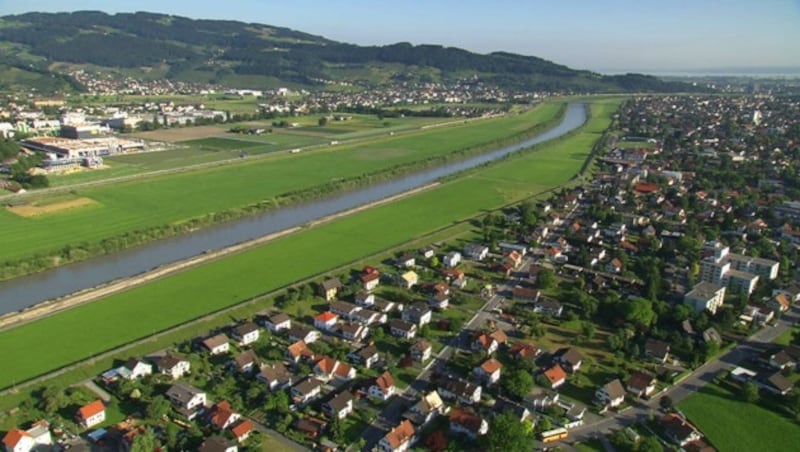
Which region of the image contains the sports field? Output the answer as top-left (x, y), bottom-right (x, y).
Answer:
top-left (679, 383), bottom-right (800, 451)
top-left (0, 98), bottom-right (621, 389)
top-left (0, 102), bottom-right (564, 266)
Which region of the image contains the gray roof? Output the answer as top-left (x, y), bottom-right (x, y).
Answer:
top-left (685, 282), bottom-right (724, 300)
top-left (166, 382), bottom-right (204, 405)
top-left (322, 278), bottom-right (342, 291)
top-left (602, 379), bottom-right (626, 399)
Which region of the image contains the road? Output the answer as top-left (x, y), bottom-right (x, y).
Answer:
top-left (564, 304), bottom-right (800, 445)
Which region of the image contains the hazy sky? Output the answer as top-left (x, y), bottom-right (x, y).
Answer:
top-left (1, 0), bottom-right (798, 73)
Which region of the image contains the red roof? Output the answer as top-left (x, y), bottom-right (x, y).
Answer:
top-left (3, 429), bottom-right (31, 448)
top-left (384, 420), bottom-right (415, 449)
top-left (315, 356), bottom-right (338, 374)
top-left (78, 400), bottom-right (105, 420)
top-left (374, 371), bottom-right (395, 393)
top-left (544, 365), bottom-right (567, 385)
top-left (232, 420), bottom-right (254, 440)
top-left (633, 183), bottom-right (660, 193)
top-left (480, 358), bottom-right (503, 374)
top-left (314, 311), bottom-right (338, 323)
top-left (360, 272), bottom-right (380, 283)
top-left (287, 340), bottom-right (314, 359)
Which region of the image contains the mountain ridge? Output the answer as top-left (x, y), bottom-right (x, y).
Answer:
top-left (0, 11), bottom-right (704, 93)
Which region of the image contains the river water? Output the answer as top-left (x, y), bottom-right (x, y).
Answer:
top-left (0, 102), bottom-right (587, 314)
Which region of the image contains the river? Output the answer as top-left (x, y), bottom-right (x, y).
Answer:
top-left (0, 102), bottom-right (587, 314)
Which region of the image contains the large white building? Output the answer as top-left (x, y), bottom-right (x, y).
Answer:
top-left (699, 242), bottom-right (777, 296)
top-left (684, 282), bottom-right (727, 314)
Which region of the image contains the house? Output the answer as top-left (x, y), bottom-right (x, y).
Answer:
top-left (287, 325), bottom-right (320, 344)
top-left (263, 313), bottom-right (291, 333)
top-left (291, 378), bottom-right (323, 405)
top-left (198, 435), bottom-right (238, 452)
top-left (122, 358), bottom-right (152, 380)
top-left (411, 340), bottom-right (432, 363)
top-left (404, 391), bottom-right (445, 427)
top-left (553, 347), bottom-right (583, 373)
top-left (314, 356), bottom-right (356, 382)
top-left (389, 319), bottom-right (417, 339)
top-left (2, 430), bottom-right (34, 452)
top-left (661, 414), bottom-right (702, 447)
top-left (513, 286), bottom-right (541, 302)
top-left (166, 383), bottom-right (206, 418)
top-left (543, 365), bottom-right (567, 389)
top-left (286, 340), bottom-right (315, 363)
top-left (396, 253), bottom-right (416, 268)
top-left (207, 401), bottom-right (240, 430)
top-left (773, 286), bottom-right (800, 304)
top-left (230, 322), bottom-right (259, 346)
top-left (155, 354), bottom-right (191, 379)
top-left (510, 342), bottom-right (540, 363)
top-left (379, 420), bottom-right (416, 452)
top-left (429, 293), bottom-right (449, 310)
top-left (439, 378), bottom-right (482, 405)
top-left (449, 408), bottom-right (488, 440)
top-left (399, 271), bottom-right (419, 289)
top-left (328, 300), bottom-right (365, 321)
top-left (361, 271), bottom-right (381, 292)
top-left (337, 322), bottom-right (369, 342)
top-left (504, 250), bottom-right (523, 268)
top-left (322, 390), bottom-right (355, 420)
top-left (349, 344), bottom-right (381, 369)
top-left (595, 379), bottom-right (626, 409)
top-left (645, 338), bottom-right (670, 363)
top-left (231, 420), bottom-right (254, 443)
top-left (493, 397), bottom-right (532, 422)
top-left (762, 371), bottom-right (793, 395)
top-left (626, 371), bottom-right (657, 398)
top-left (76, 400), bottom-right (106, 429)
top-left (443, 251), bottom-right (462, 268)
top-left (354, 308), bottom-right (386, 326)
top-left (474, 358), bottom-right (503, 386)
top-left (202, 334), bottom-right (230, 355)
top-left (606, 258), bottom-right (623, 274)
top-left (402, 303), bottom-right (432, 326)
top-left (231, 349), bottom-right (259, 373)
top-left (355, 291), bottom-right (375, 306)
top-left (769, 293), bottom-right (792, 313)
top-left (464, 243), bottom-right (489, 261)
top-left (743, 304), bottom-right (775, 326)
top-left (369, 371), bottom-right (397, 401)
top-left (471, 333), bottom-right (498, 355)
top-left (257, 362), bottom-right (294, 391)
top-left (314, 311), bottom-right (340, 331)
top-left (443, 269), bottom-right (468, 288)
top-left (321, 278), bottom-right (342, 301)
top-left (533, 299), bottom-right (563, 317)
top-left (419, 247), bottom-right (435, 259)
top-left (527, 388), bottom-right (560, 411)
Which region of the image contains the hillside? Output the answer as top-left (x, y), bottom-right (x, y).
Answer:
top-left (0, 11), bottom-right (699, 93)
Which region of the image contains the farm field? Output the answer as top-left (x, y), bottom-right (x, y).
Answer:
top-left (679, 383), bottom-right (800, 452)
top-left (0, 98), bottom-right (620, 389)
top-left (0, 102), bottom-right (564, 266)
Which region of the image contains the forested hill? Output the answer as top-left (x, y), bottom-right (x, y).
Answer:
top-left (0, 11), bottom-right (702, 93)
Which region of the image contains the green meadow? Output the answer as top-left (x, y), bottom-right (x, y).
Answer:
top-left (0, 102), bottom-right (563, 266)
top-left (0, 98), bottom-right (621, 389)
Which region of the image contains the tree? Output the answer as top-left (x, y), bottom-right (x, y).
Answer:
top-left (130, 427), bottom-right (160, 452)
top-left (742, 382), bottom-right (759, 403)
top-left (580, 321), bottom-right (597, 343)
top-left (145, 395), bottom-right (171, 421)
top-left (318, 116), bottom-right (328, 126)
top-left (502, 369), bottom-right (534, 400)
top-left (624, 297), bottom-right (656, 330)
top-left (536, 268), bottom-right (556, 289)
top-left (659, 395), bottom-right (673, 411)
top-left (483, 411), bottom-right (535, 452)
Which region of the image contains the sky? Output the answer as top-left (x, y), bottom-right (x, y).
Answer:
top-left (1, 0), bottom-right (798, 73)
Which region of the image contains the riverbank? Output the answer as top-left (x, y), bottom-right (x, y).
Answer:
top-left (0, 182), bottom-right (440, 332)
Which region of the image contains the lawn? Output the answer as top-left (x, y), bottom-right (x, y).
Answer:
top-left (0, 102), bottom-right (564, 266)
top-left (679, 383), bottom-right (800, 451)
top-left (0, 98), bottom-right (621, 389)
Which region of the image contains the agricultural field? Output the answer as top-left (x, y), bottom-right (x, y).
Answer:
top-left (0, 98), bottom-right (621, 389)
top-left (0, 102), bottom-right (564, 265)
top-left (679, 383), bottom-right (800, 452)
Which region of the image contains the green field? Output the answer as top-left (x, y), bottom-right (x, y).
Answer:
top-left (0, 98), bottom-right (621, 390)
top-left (679, 383), bottom-right (800, 451)
top-left (0, 103), bottom-right (564, 266)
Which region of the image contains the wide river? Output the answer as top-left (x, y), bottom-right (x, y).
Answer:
top-left (0, 102), bottom-right (587, 315)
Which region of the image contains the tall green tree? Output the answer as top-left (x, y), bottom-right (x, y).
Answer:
top-left (483, 411), bottom-right (535, 452)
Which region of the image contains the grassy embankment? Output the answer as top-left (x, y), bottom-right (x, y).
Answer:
top-left (0, 98), bottom-right (620, 391)
top-left (0, 102), bottom-right (563, 279)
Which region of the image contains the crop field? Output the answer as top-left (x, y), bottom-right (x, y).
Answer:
top-left (0, 102), bottom-right (564, 264)
top-left (132, 125), bottom-right (230, 142)
top-left (679, 383), bottom-right (800, 451)
top-left (0, 98), bottom-right (621, 389)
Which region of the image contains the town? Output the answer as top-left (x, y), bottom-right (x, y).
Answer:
top-left (2, 90), bottom-right (799, 452)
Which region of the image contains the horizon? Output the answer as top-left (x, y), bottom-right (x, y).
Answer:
top-left (1, 1), bottom-right (799, 75)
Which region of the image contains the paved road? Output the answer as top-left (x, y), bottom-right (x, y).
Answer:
top-left (565, 304), bottom-right (800, 445)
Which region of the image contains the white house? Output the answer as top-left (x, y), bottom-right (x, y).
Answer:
top-left (369, 371), bottom-right (397, 402)
top-left (77, 400), bottom-right (106, 429)
top-left (379, 420), bottom-right (415, 452)
top-left (474, 358), bottom-right (503, 386)
top-left (202, 334), bottom-right (230, 355)
top-left (313, 312), bottom-right (339, 331)
top-left (122, 358), bottom-right (153, 380)
top-left (443, 252), bottom-right (462, 268)
top-left (263, 313), bottom-right (292, 333)
top-left (155, 354), bottom-right (191, 379)
top-left (449, 408), bottom-right (488, 440)
top-left (595, 379), bottom-right (626, 409)
top-left (166, 383), bottom-right (207, 412)
top-left (231, 322), bottom-right (260, 346)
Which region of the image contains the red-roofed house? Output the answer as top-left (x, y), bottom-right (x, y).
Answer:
top-left (76, 400), bottom-right (106, 429)
top-left (231, 420), bottom-right (254, 443)
top-left (379, 420), bottom-right (416, 452)
top-left (2, 429), bottom-right (34, 452)
top-left (633, 183), bottom-right (660, 194)
top-left (544, 365), bottom-right (567, 389)
top-left (313, 311), bottom-right (339, 331)
top-left (474, 358), bottom-right (503, 385)
top-left (369, 371), bottom-right (397, 401)
top-left (449, 408), bottom-right (489, 440)
top-left (207, 401), bottom-right (241, 430)
top-left (361, 270), bottom-right (381, 292)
